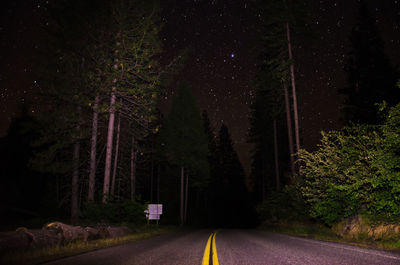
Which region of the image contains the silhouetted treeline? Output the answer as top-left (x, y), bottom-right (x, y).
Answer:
top-left (340, 0), bottom-right (399, 125)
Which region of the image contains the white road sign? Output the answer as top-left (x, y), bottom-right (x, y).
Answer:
top-left (144, 204), bottom-right (163, 220)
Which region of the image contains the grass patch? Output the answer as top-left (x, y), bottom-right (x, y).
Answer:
top-left (1, 225), bottom-right (178, 265)
top-left (259, 221), bottom-right (400, 253)
top-left (384, 239), bottom-right (400, 249)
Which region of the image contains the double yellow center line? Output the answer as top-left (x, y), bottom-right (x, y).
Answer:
top-left (202, 231), bottom-right (219, 265)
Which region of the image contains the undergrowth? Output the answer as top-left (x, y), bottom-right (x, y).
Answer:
top-left (1, 225), bottom-right (177, 265)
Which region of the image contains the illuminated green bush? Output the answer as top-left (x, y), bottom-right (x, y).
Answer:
top-left (299, 102), bottom-right (400, 225)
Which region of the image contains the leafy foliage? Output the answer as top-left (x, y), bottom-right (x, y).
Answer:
top-left (370, 103), bottom-right (400, 219)
top-left (298, 126), bottom-right (378, 225)
top-left (299, 102), bottom-right (400, 225)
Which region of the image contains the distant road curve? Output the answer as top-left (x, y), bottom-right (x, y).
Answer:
top-left (44, 229), bottom-right (400, 265)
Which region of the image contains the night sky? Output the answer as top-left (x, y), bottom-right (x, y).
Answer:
top-left (1, 0), bottom-right (400, 173)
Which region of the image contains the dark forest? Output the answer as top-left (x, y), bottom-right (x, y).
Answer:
top-left (1, 0), bottom-right (400, 263)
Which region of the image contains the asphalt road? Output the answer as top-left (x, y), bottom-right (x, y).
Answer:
top-left (45, 229), bottom-right (400, 265)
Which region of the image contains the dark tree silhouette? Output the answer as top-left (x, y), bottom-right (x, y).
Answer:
top-left (160, 83), bottom-right (209, 225)
top-left (0, 110), bottom-right (54, 225)
top-left (201, 111), bottom-right (218, 225)
top-left (213, 124), bottom-right (254, 227)
top-left (340, 0), bottom-right (399, 124)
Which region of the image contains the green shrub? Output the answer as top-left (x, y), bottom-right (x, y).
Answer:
top-left (257, 184), bottom-right (309, 222)
top-left (369, 103), bottom-right (400, 221)
top-left (298, 102), bottom-right (400, 225)
top-left (81, 200), bottom-right (146, 225)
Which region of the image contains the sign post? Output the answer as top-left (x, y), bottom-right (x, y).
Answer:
top-left (144, 204), bottom-right (163, 224)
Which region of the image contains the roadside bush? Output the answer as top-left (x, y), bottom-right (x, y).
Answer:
top-left (298, 102), bottom-right (400, 225)
top-left (81, 200), bottom-right (146, 225)
top-left (257, 184), bottom-right (309, 223)
top-left (370, 103), bottom-right (400, 221)
top-left (298, 125), bottom-right (379, 226)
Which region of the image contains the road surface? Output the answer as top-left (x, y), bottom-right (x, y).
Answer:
top-left (44, 229), bottom-right (400, 265)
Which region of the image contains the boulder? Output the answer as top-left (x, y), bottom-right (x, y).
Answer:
top-left (44, 222), bottom-right (85, 244)
top-left (0, 227), bottom-right (60, 254)
top-left (20, 227), bottom-right (59, 248)
top-left (83, 226), bottom-right (101, 241)
top-left (0, 222), bottom-right (132, 254)
top-left (98, 226), bottom-right (131, 238)
top-left (0, 230), bottom-right (31, 254)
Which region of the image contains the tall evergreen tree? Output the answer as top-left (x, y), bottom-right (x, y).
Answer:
top-left (214, 124), bottom-right (253, 227)
top-left (201, 111), bottom-right (219, 224)
top-left (249, 72), bottom-right (287, 201)
top-left (32, 23), bottom-right (90, 221)
top-left (248, 1), bottom-right (302, 200)
top-left (160, 83), bottom-right (209, 225)
top-left (101, 0), bottom-right (163, 202)
top-left (340, 0), bottom-right (399, 124)
top-left (202, 111), bottom-right (217, 158)
top-left (31, 0), bottom-right (114, 219)
top-left (0, 111), bottom-right (50, 224)
top-left (31, 0), bottom-right (166, 219)
top-left (251, 0), bottom-right (308, 180)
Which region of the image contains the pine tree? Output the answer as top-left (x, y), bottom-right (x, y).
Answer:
top-left (202, 111), bottom-right (218, 224)
top-left (250, 0), bottom-right (308, 181)
top-left (249, 72), bottom-right (286, 201)
top-left (340, 0), bottom-right (399, 124)
top-left (32, 0), bottom-right (166, 217)
top-left (31, 0), bottom-right (113, 218)
top-left (0, 111), bottom-right (48, 219)
top-left (101, 0), bottom-right (164, 202)
top-left (88, 95), bottom-right (99, 202)
top-left (31, 36), bottom-right (89, 221)
top-left (214, 124), bottom-right (252, 227)
top-left (160, 83), bottom-right (209, 225)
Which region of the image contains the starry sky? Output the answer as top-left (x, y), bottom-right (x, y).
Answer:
top-left (159, 0), bottom-right (400, 172)
top-left (1, 0), bottom-right (400, 173)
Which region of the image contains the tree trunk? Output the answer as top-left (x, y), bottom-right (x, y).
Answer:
top-left (117, 150), bottom-right (122, 201)
top-left (71, 107), bottom-right (81, 223)
top-left (180, 167), bottom-right (184, 226)
top-left (56, 175), bottom-right (59, 204)
top-left (71, 142), bottom-right (80, 223)
top-left (286, 22), bottom-right (300, 156)
top-left (273, 119), bottom-right (280, 191)
top-left (103, 88), bottom-right (116, 203)
top-left (283, 80), bottom-right (296, 177)
top-left (88, 95), bottom-right (99, 202)
top-left (184, 174), bottom-right (189, 224)
top-left (150, 148), bottom-right (154, 203)
top-left (261, 163), bottom-right (265, 200)
top-left (111, 112), bottom-right (121, 196)
top-left (157, 163), bottom-right (160, 203)
top-left (130, 136), bottom-right (137, 201)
